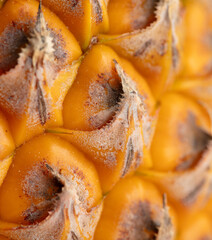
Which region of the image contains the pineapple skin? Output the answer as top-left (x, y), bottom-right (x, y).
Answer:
top-left (0, 0), bottom-right (212, 239)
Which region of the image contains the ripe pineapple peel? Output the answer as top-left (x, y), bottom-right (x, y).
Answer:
top-left (0, 0), bottom-right (81, 145)
top-left (0, 0), bottom-right (212, 239)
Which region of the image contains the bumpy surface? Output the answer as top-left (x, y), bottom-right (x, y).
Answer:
top-left (0, 0), bottom-right (212, 239)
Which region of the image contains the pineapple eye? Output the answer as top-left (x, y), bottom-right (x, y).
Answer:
top-left (85, 74), bottom-right (124, 129)
top-left (106, 78), bottom-right (123, 108)
top-left (98, 0), bottom-right (180, 99)
top-left (59, 53), bottom-right (156, 194)
top-left (0, 17), bottom-right (71, 76)
top-left (0, 134), bottom-right (103, 239)
top-left (107, 0), bottom-right (159, 35)
top-left (22, 163), bottom-right (64, 224)
top-left (94, 176), bottom-right (175, 240)
top-left (0, 26), bottom-right (28, 74)
top-left (129, 0), bottom-right (158, 31)
top-left (63, 44), bottom-right (155, 133)
top-left (175, 112), bottom-right (212, 171)
top-left (0, 0), bottom-right (82, 145)
top-left (88, 75), bottom-right (123, 110)
top-left (151, 93), bottom-right (211, 172)
top-left (115, 200), bottom-right (161, 239)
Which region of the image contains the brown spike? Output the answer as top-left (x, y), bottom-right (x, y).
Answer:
top-left (36, 80), bottom-right (47, 126)
top-left (157, 195), bottom-right (175, 240)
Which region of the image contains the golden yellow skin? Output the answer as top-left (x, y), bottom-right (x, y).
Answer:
top-left (0, 111), bottom-right (14, 188)
top-left (177, 212), bottom-right (212, 240)
top-left (41, 0), bottom-right (109, 49)
top-left (173, 75), bottom-right (212, 123)
top-left (0, 1), bottom-right (3, 8)
top-left (0, 111), bottom-right (14, 161)
top-left (107, 0), bottom-right (155, 34)
top-left (94, 176), bottom-right (175, 240)
top-left (180, 0), bottom-right (212, 77)
top-left (0, 237), bottom-right (9, 240)
top-left (151, 92), bottom-right (211, 171)
top-left (0, 134), bottom-right (102, 227)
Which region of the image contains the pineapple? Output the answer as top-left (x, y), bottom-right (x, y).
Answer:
top-left (0, 0), bottom-right (212, 239)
